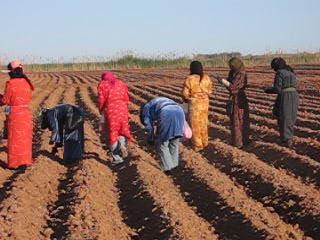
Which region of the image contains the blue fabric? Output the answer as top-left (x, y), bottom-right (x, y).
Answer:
top-left (46, 104), bottom-right (85, 161)
top-left (142, 97), bottom-right (185, 143)
top-left (4, 106), bottom-right (10, 115)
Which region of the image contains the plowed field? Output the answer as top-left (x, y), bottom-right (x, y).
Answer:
top-left (0, 67), bottom-right (319, 239)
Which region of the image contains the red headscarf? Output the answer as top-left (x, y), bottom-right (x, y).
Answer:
top-left (101, 72), bottom-right (117, 85)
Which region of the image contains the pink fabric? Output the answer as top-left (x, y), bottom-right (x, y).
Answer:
top-left (182, 120), bottom-right (192, 139)
top-left (101, 72), bottom-right (116, 85)
top-left (98, 78), bottom-right (131, 146)
top-left (9, 61), bottom-right (24, 72)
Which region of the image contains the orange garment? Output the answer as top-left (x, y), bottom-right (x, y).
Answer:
top-left (182, 75), bottom-right (212, 151)
top-left (0, 78), bottom-right (33, 168)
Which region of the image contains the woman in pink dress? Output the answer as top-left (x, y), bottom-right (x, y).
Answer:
top-left (0, 61), bottom-right (34, 169)
top-left (98, 72), bottom-right (131, 164)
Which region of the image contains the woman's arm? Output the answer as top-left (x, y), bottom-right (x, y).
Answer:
top-left (227, 72), bottom-right (246, 94)
top-left (124, 85), bottom-right (129, 104)
top-left (0, 81), bottom-right (11, 106)
top-left (142, 102), bottom-right (155, 141)
top-left (265, 72), bottom-right (282, 94)
top-left (205, 76), bottom-right (213, 95)
top-left (182, 77), bottom-right (191, 101)
top-left (97, 83), bottom-right (107, 114)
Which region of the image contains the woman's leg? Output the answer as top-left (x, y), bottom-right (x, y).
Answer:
top-left (168, 137), bottom-right (180, 169)
top-left (158, 140), bottom-right (174, 171)
top-left (200, 103), bottom-right (209, 148)
top-left (279, 92), bottom-right (299, 146)
top-left (118, 136), bottom-right (128, 158)
top-left (231, 109), bottom-right (245, 148)
top-left (110, 140), bottom-right (124, 164)
top-left (190, 102), bottom-right (204, 151)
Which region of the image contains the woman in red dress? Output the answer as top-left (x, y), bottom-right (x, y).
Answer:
top-left (98, 72), bottom-right (131, 164)
top-left (0, 61), bottom-right (34, 169)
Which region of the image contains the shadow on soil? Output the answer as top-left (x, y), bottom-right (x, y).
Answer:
top-left (46, 164), bottom-right (81, 239)
top-left (203, 127), bottom-right (320, 239)
top-left (77, 86), bottom-right (175, 239)
top-left (130, 119), bottom-right (267, 240)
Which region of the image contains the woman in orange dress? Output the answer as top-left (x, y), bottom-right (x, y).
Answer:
top-left (0, 61), bottom-right (34, 169)
top-left (182, 61), bottom-right (212, 151)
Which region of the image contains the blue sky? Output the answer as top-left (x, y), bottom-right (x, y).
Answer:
top-left (0, 0), bottom-right (319, 62)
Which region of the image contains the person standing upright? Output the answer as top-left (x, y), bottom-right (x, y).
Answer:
top-left (98, 72), bottom-right (131, 164)
top-left (213, 57), bottom-right (250, 148)
top-left (0, 61), bottom-right (34, 169)
top-left (264, 58), bottom-right (299, 148)
top-left (182, 61), bottom-right (212, 152)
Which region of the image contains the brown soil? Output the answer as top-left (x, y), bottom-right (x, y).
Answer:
top-left (0, 68), bottom-right (319, 239)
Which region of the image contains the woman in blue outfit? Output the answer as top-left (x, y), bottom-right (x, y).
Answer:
top-left (140, 97), bottom-right (185, 175)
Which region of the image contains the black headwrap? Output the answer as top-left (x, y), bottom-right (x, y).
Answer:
top-left (271, 58), bottom-right (294, 73)
top-left (7, 63), bottom-right (34, 90)
top-left (190, 61), bottom-right (203, 76)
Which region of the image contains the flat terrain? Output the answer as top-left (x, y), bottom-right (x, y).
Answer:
top-left (0, 66), bottom-right (319, 239)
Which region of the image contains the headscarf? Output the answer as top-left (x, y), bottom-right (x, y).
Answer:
top-left (8, 61), bottom-right (24, 73)
top-left (7, 61), bottom-right (34, 90)
top-left (190, 61), bottom-right (203, 75)
top-left (228, 57), bottom-right (245, 72)
top-left (270, 58), bottom-right (294, 73)
top-left (101, 72), bottom-right (117, 85)
top-left (190, 61), bottom-right (204, 81)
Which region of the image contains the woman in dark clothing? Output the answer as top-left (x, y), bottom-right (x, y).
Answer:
top-left (213, 57), bottom-right (250, 148)
top-left (40, 104), bottom-right (85, 163)
top-left (265, 58), bottom-right (299, 148)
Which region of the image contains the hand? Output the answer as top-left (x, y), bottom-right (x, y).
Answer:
top-left (264, 88), bottom-right (273, 94)
top-left (212, 74), bottom-right (222, 82)
top-left (51, 146), bottom-right (58, 155)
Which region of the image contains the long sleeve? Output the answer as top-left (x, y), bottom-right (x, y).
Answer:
top-left (1, 81), bottom-right (12, 106)
top-left (47, 109), bottom-right (61, 144)
top-left (265, 72), bottom-right (282, 94)
top-left (182, 78), bottom-right (191, 100)
top-left (124, 85), bottom-right (129, 104)
top-left (202, 77), bottom-right (212, 95)
top-left (227, 72), bottom-right (247, 95)
top-left (98, 83), bottom-right (108, 113)
top-left (272, 72), bottom-right (282, 93)
top-left (142, 102), bottom-right (155, 141)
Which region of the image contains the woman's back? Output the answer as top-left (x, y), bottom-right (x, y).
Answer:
top-left (275, 69), bottom-right (297, 90)
top-left (183, 75), bottom-right (212, 98)
top-left (3, 78), bottom-right (32, 106)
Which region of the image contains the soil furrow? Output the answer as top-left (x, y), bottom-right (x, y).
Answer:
top-left (127, 100), bottom-right (306, 239)
top-left (154, 84), bottom-right (320, 131)
top-left (128, 85), bottom-right (320, 238)
top-left (77, 86), bottom-right (179, 239)
top-left (131, 85), bottom-right (320, 163)
top-left (143, 85), bottom-right (320, 140)
top-left (0, 85), bottom-right (67, 239)
top-left (59, 86), bottom-right (135, 239)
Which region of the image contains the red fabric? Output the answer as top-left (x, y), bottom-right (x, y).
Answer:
top-left (0, 78), bottom-right (33, 168)
top-left (98, 78), bottom-right (131, 146)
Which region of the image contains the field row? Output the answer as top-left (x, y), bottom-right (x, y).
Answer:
top-left (0, 70), bottom-right (319, 239)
